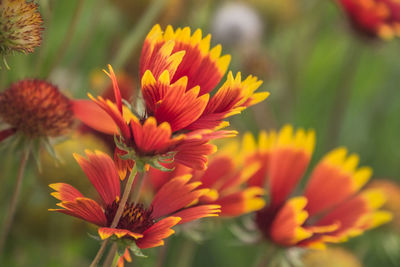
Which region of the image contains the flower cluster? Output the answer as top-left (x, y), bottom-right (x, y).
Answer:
top-left (74, 25), bottom-right (268, 175)
top-left (50, 150), bottom-right (220, 249)
top-left (338, 0), bottom-right (400, 39)
top-left (240, 125), bottom-right (392, 248)
top-left (0, 7), bottom-right (393, 265)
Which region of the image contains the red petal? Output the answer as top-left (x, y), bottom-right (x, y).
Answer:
top-left (0, 128), bottom-right (16, 142)
top-left (304, 148), bottom-right (372, 216)
top-left (98, 227), bottom-right (143, 240)
top-left (50, 197), bottom-right (107, 226)
top-left (269, 147), bottom-right (310, 207)
top-left (74, 150), bottom-right (120, 205)
top-left (72, 99), bottom-right (118, 135)
top-left (151, 175), bottom-right (207, 218)
top-left (49, 183), bottom-right (84, 202)
top-left (136, 217), bottom-right (181, 249)
top-left (171, 205), bottom-right (221, 224)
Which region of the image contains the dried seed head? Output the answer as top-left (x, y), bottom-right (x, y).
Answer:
top-left (0, 79), bottom-right (74, 138)
top-left (0, 0), bottom-right (44, 55)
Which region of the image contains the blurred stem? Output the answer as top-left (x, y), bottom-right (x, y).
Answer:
top-left (175, 238), bottom-right (197, 267)
top-left (44, 0), bottom-right (85, 78)
top-left (155, 239), bottom-right (169, 267)
top-left (111, 0), bottom-right (168, 69)
top-left (0, 146), bottom-right (30, 258)
top-left (325, 41), bottom-right (364, 150)
top-left (0, 68), bottom-right (6, 89)
top-left (255, 244), bottom-right (279, 267)
top-left (132, 171), bottom-right (146, 203)
top-left (103, 243), bottom-right (117, 267)
top-left (34, 0), bottom-right (54, 77)
top-left (110, 252), bottom-right (119, 267)
top-left (70, 0), bottom-right (105, 69)
top-left (90, 165), bottom-right (138, 267)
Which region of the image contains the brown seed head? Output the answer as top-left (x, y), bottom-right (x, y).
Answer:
top-left (0, 79), bottom-right (74, 138)
top-left (0, 0), bottom-right (44, 54)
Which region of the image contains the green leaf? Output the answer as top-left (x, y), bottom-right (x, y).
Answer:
top-left (87, 232), bottom-right (101, 241)
top-left (129, 242), bottom-right (147, 258)
top-left (149, 158), bottom-right (174, 172)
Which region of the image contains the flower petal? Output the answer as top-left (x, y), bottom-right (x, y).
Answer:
top-left (269, 197), bottom-right (313, 246)
top-left (72, 99), bottom-right (118, 135)
top-left (74, 150), bottom-right (120, 205)
top-left (268, 125), bottom-right (315, 207)
top-left (136, 216), bottom-right (181, 249)
top-left (98, 227), bottom-right (143, 240)
top-left (151, 175), bottom-right (209, 218)
top-left (0, 128), bottom-right (16, 142)
top-left (172, 205), bottom-right (221, 224)
top-left (140, 25), bottom-right (231, 95)
top-left (215, 187), bottom-right (265, 217)
top-left (50, 197), bottom-right (107, 226)
top-left (49, 183), bottom-right (84, 202)
top-left (304, 147), bottom-right (372, 216)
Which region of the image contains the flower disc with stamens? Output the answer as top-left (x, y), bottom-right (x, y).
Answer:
top-left (0, 79), bottom-right (74, 138)
top-left (0, 0), bottom-right (44, 55)
top-left (105, 200), bottom-right (155, 235)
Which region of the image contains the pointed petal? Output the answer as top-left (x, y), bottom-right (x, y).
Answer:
top-left (74, 150), bottom-right (120, 205)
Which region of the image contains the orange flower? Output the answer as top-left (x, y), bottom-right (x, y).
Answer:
top-left (338, 0), bottom-right (400, 39)
top-left (75, 65), bottom-right (236, 175)
top-left (74, 25), bottom-right (268, 172)
top-left (0, 79), bottom-right (74, 142)
top-left (147, 141), bottom-right (266, 218)
top-left (241, 125), bottom-right (391, 248)
top-left (49, 150), bottom-right (220, 249)
top-left (140, 25), bottom-right (269, 131)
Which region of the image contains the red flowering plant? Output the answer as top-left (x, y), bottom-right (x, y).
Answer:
top-left (73, 24), bottom-right (269, 177)
top-left (49, 150), bottom-right (220, 258)
top-left (338, 0), bottom-right (400, 39)
top-left (228, 125), bottom-right (392, 265)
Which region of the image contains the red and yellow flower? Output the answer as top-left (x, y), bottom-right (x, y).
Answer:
top-left (240, 125), bottom-right (391, 248)
top-left (338, 0), bottom-right (400, 39)
top-left (49, 150), bottom-right (220, 249)
top-left (74, 25), bottom-right (269, 173)
top-left (139, 25), bottom-right (269, 131)
top-left (147, 141), bottom-right (266, 218)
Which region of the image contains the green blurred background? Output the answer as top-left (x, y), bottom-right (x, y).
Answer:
top-left (1, 0), bottom-right (400, 266)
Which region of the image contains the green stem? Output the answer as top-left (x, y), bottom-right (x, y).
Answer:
top-left (255, 244), bottom-right (279, 267)
top-left (110, 251), bottom-right (120, 267)
top-left (132, 172), bottom-right (146, 204)
top-left (325, 41), bottom-right (364, 150)
top-left (102, 243), bottom-right (117, 267)
top-left (175, 239), bottom-right (197, 267)
top-left (44, 0), bottom-right (85, 78)
top-left (0, 146), bottom-right (30, 258)
top-left (89, 165), bottom-right (138, 267)
top-left (111, 0), bottom-right (168, 69)
top-left (155, 239), bottom-right (169, 267)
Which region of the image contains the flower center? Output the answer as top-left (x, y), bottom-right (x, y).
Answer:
top-left (105, 199), bottom-right (155, 234)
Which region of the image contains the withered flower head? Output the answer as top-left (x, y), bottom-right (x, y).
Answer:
top-left (0, 79), bottom-right (74, 139)
top-left (0, 0), bottom-right (44, 55)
